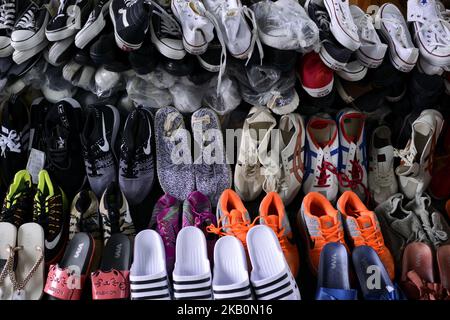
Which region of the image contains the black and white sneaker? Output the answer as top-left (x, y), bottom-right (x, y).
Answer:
top-left (305, 0), bottom-right (352, 70)
top-left (43, 98), bottom-right (86, 200)
top-left (29, 97), bottom-right (51, 151)
top-left (75, 0), bottom-right (111, 49)
top-left (11, 0), bottom-right (50, 52)
top-left (119, 107), bottom-right (155, 205)
top-left (150, 2), bottom-right (185, 60)
top-left (81, 104), bottom-right (120, 198)
top-left (45, 0), bottom-right (93, 42)
top-left (0, 94), bottom-right (30, 190)
top-left (0, 0), bottom-right (26, 57)
top-left (110, 0), bottom-right (151, 51)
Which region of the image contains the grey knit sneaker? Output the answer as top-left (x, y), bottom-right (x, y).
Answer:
top-left (155, 106), bottom-right (195, 201)
top-left (191, 108), bottom-right (231, 205)
top-left (374, 193), bottom-right (428, 268)
top-left (404, 194), bottom-right (450, 248)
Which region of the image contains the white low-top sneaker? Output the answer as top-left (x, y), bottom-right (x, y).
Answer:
top-left (350, 5), bottom-right (387, 68)
top-left (171, 0), bottom-right (214, 55)
top-left (337, 109), bottom-right (368, 201)
top-left (368, 126), bottom-right (398, 205)
top-left (303, 114), bottom-right (339, 202)
top-left (234, 106), bottom-right (276, 202)
top-left (417, 55), bottom-right (445, 76)
top-left (395, 109), bottom-right (444, 199)
top-left (323, 0), bottom-right (360, 51)
top-left (375, 3), bottom-right (419, 73)
top-left (407, 0), bottom-right (450, 67)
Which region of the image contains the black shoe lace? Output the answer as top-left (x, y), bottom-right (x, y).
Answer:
top-left (103, 209), bottom-right (121, 235)
top-left (1, 189), bottom-right (32, 227)
top-left (34, 191), bottom-right (63, 238)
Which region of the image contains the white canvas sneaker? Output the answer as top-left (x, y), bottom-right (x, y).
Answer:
top-left (350, 5), bottom-right (387, 68)
top-left (171, 0), bottom-right (214, 55)
top-left (337, 109), bottom-right (368, 201)
top-left (375, 3), bottom-right (419, 73)
top-left (234, 106), bottom-right (276, 202)
top-left (417, 55), bottom-right (445, 76)
top-left (323, 0), bottom-right (360, 51)
top-left (395, 109), bottom-right (444, 199)
top-left (368, 126), bottom-right (398, 205)
top-left (303, 114), bottom-right (339, 202)
top-left (261, 113), bottom-right (305, 206)
top-left (407, 0), bottom-right (450, 67)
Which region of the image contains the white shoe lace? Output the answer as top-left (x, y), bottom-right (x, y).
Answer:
top-left (0, 0), bottom-right (15, 29)
top-left (150, 0), bottom-right (182, 37)
top-left (0, 129), bottom-right (21, 157)
top-left (16, 5), bottom-right (36, 29)
top-left (242, 6), bottom-right (263, 65)
top-left (125, 0), bottom-right (138, 7)
top-left (261, 161), bottom-right (284, 193)
top-left (55, 0), bottom-right (68, 19)
top-left (375, 17), bottom-right (411, 48)
top-left (335, 1), bottom-right (358, 34)
top-left (414, 18), bottom-right (450, 49)
top-left (358, 13), bottom-right (376, 42)
top-left (394, 147), bottom-right (417, 167)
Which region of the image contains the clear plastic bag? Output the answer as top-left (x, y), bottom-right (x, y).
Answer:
top-left (93, 66), bottom-right (126, 98)
top-left (147, 66), bottom-right (177, 89)
top-left (41, 64), bottom-right (77, 103)
top-left (169, 77), bottom-right (206, 114)
top-left (203, 75), bottom-right (241, 115)
top-left (127, 75), bottom-right (173, 109)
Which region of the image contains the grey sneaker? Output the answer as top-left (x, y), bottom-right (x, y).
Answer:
top-left (119, 107), bottom-right (155, 205)
top-left (404, 194), bottom-right (450, 248)
top-left (374, 193), bottom-right (428, 268)
top-left (69, 190), bottom-right (101, 241)
top-left (154, 106), bottom-right (195, 200)
top-left (192, 108), bottom-right (231, 205)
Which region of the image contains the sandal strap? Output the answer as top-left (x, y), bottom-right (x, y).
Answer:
top-left (44, 264), bottom-right (87, 300)
top-left (91, 269), bottom-right (130, 300)
top-left (0, 246), bottom-right (16, 283)
top-left (9, 246), bottom-right (44, 291)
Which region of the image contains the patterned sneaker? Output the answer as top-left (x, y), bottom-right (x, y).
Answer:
top-left (0, 170), bottom-right (34, 228)
top-left (151, 193), bottom-right (181, 275)
top-left (69, 190), bottom-right (100, 240)
top-left (99, 182), bottom-right (135, 245)
top-left (182, 191), bottom-right (217, 263)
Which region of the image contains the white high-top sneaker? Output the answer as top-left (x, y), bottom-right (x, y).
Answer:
top-left (337, 109), bottom-right (368, 201)
top-left (234, 106), bottom-right (276, 202)
top-left (368, 126), bottom-right (398, 205)
top-left (303, 114), bottom-right (339, 202)
top-left (395, 109), bottom-right (444, 199)
top-left (407, 0), bottom-right (450, 67)
top-left (171, 0), bottom-right (214, 55)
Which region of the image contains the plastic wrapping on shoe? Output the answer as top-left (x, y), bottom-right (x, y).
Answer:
top-left (203, 75), bottom-right (241, 115)
top-left (147, 66), bottom-right (177, 89)
top-left (41, 65), bottom-right (78, 103)
top-left (93, 66), bottom-right (126, 98)
top-left (91, 269), bottom-right (130, 300)
top-left (169, 78), bottom-right (207, 114)
top-left (127, 76), bottom-right (173, 108)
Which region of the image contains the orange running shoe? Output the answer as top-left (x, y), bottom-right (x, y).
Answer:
top-left (298, 192), bottom-right (346, 275)
top-left (207, 189), bottom-right (255, 248)
top-left (337, 190), bottom-right (395, 280)
top-left (259, 192), bottom-right (300, 277)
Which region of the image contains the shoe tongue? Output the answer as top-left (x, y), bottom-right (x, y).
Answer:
top-left (319, 215), bottom-right (335, 229)
top-left (265, 215), bottom-right (279, 228)
top-left (357, 214), bottom-right (373, 229)
top-left (229, 209), bottom-right (247, 224)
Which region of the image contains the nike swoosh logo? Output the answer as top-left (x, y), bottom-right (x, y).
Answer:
top-left (45, 229), bottom-right (63, 250)
top-left (118, 8), bottom-right (129, 27)
top-left (98, 113), bottom-right (110, 153)
top-left (143, 119), bottom-right (151, 156)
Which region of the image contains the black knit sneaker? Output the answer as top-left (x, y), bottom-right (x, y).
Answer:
top-left (0, 169), bottom-right (34, 228)
top-left (110, 0), bottom-right (151, 51)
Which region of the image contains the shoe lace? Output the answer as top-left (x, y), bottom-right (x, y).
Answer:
top-left (16, 4), bottom-right (37, 29)
top-left (34, 191), bottom-right (63, 238)
top-left (261, 161), bottom-right (288, 193)
top-left (310, 221), bottom-right (344, 243)
top-left (335, 1), bottom-right (357, 34)
top-left (0, 0), bottom-right (15, 28)
top-left (358, 13), bottom-right (376, 41)
top-left (242, 6), bottom-right (264, 65)
top-left (1, 189), bottom-right (32, 226)
top-left (206, 214), bottom-right (259, 247)
top-left (260, 216), bottom-right (290, 252)
top-left (414, 17), bottom-right (450, 49)
top-left (150, 0), bottom-right (182, 36)
top-left (315, 8), bottom-right (331, 33)
top-left (375, 17), bottom-right (410, 48)
top-left (0, 129), bottom-right (21, 157)
top-left (55, 0), bottom-right (68, 19)
top-left (394, 147), bottom-right (416, 167)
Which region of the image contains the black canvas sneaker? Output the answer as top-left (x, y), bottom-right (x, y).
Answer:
top-left (46, 0), bottom-right (93, 42)
top-left (75, 0), bottom-right (111, 49)
top-left (90, 32), bottom-right (131, 72)
top-left (0, 0), bottom-right (27, 57)
top-left (81, 104), bottom-right (120, 198)
top-left (29, 97), bottom-right (51, 152)
top-left (110, 0), bottom-right (151, 51)
top-left (119, 107), bottom-right (155, 205)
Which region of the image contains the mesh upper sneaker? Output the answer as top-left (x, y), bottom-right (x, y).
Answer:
top-left (152, 193), bottom-right (181, 275)
top-left (69, 189), bottom-right (100, 240)
top-left (234, 106), bottom-right (276, 202)
top-left (75, 0), bottom-right (111, 49)
top-left (33, 169), bottom-right (69, 266)
top-left (45, 0), bottom-right (93, 42)
top-left (368, 126), bottom-right (398, 205)
top-left (337, 109), bottom-right (368, 201)
top-left (192, 108), bottom-right (231, 204)
top-left (81, 104), bottom-right (120, 198)
top-left (0, 94), bottom-right (30, 191)
top-left (0, 170), bottom-right (33, 228)
top-left (305, 0), bottom-right (352, 70)
top-left (154, 106), bottom-right (195, 201)
top-left (0, 0), bottom-right (26, 57)
top-left (350, 5), bottom-right (387, 68)
top-left (395, 109), bottom-right (444, 199)
top-left (171, 0), bottom-right (213, 55)
top-left (407, 0), bottom-right (450, 67)
top-left (119, 107), bottom-right (155, 205)
top-left (298, 191), bottom-right (346, 275)
top-left (259, 191), bottom-right (300, 277)
top-left (182, 191), bottom-right (217, 263)
top-left (299, 51), bottom-right (334, 98)
top-left (99, 181), bottom-right (135, 244)
top-left (110, 0), bottom-right (151, 51)
top-left (303, 114), bottom-right (339, 202)
top-left (11, 0), bottom-right (50, 52)
top-left (323, 0), bottom-right (360, 51)
top-left (43, 98), bottom-right (86, 200)
top-left (337, 190), bottom-right (395, 280)
top-left (375, 3), bottom-right (419, 73)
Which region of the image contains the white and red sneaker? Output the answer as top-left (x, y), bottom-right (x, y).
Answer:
top-left (298, 52), bottom-right (334, 98)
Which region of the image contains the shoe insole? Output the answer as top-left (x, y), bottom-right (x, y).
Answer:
top-left (437, 245), bottom-right (450, 289)
top-left (343, 117), bottom-right (363, 142)
top-left (213, 236), bottom-right (248, 286)
top-left (309, 123), bottom-right (333, 146)
top-left (318, 242), bottom-right (351, 290)
top-left (174, 226), bottom-right (209, 277)
top-left (402, 242), bottom-right (434, 284)
top-left (101, 233), bottom-right (131, 271)
top-left (413, 131), bottom-right (430, 160)
top-left (132, 230), bottom-right (164, 276)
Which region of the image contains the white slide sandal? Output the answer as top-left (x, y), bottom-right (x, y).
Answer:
top-left (173, 226), bottom-right (212, 300)
top-left (12, 223), bottom-right (45, 300)
top-left (130, 230), bottom-right (171, 300)
top-left (212, 236), bottom-right (253, 300)
top-left (247, 225), bottom-right (301, 300)
top-left (0, 222), bottom-right (17, 300)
